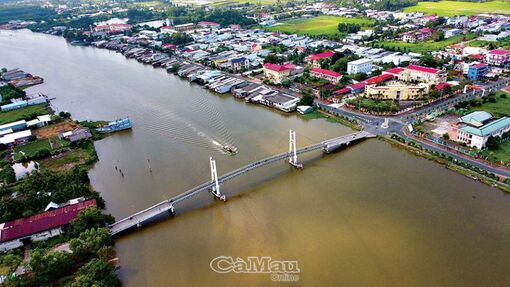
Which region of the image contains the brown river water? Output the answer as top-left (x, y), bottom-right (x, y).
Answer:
top-left (1, 29), bottom-right (509, 287)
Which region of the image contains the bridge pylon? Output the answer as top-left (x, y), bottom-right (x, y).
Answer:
top-left (288, 129), bottom-right (303, 169)
top-left (209, 157), bottom-right (227, 201)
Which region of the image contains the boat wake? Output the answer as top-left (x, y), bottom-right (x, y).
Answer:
top-left (141, 97), bottom-right (237, 155)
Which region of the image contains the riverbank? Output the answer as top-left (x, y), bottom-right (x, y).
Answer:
top-left (383, 134), bottom-right (510, 194)
top-left (3, 30), bottom-right (510, 287)
top-left (0, 67), bottom-right (121, 285)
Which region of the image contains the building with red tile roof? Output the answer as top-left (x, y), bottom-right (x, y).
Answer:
top-left (310, 68), bottom-right (342, 84)
top-left (306, 51), bottom-right (335, 67)
top-left (263, 63), bottom-right (301, 83)
top-left (364, 74), bottom-right (394, 85)
top-left (198, 21), bottom-right (220, 28)
top-left (333, 87), bottom-right (351, 95)
top-left (436, 82), bottom-right (453, 90)
top-left (0, 199), bottom-right (96, 251)
top-left (486, 49), bottom-right (510, 66)
top-left (383, 67), bottom-right (405, 76)
top-left (398, 65), bottom-right (447, 84)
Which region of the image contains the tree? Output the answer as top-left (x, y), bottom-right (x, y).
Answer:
top-left (67, 258), bottom-right (120, 287)
top-left (442, 133), bottom-right (450, 140)
top-left (281, 79), bottom-right (292, 88)
top-left (162, 32), bottom-right (193, 46)
top-left (298, 95), bottom-right (314, 106)
top-left (169, 64), bottom-right (180, 74)
top-left (70, 228), bottom-right (113, 260)
top-left (264, 54), bottom-right (284, 64)
top-left (28, 249), bottom-right (73, 284)
top-left (486, 136), bottom-right (500, 150)
top-left (419, 53), bottom-right (437, 67)
top-left (68, 207), bottom-right (115, 237)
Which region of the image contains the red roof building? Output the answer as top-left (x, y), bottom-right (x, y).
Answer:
top-left (436, 82), bottom-right (452, 90)
top-left (406, 65), bottom-right (440, 74)
top-left (306, 51), bottom-right (335, 67)
top-left (333, 87), bottom-right (351, 95)
top-left (399, 65), bottom-right (447, 84)
top-left (0, 199), bottom-right (96, 243)
top-left (349, 82), bottom-right (367, 92)
top-left (262, 63), bottom-right (299, 83)
top-left (198, 21), bottom-right (220, 28)
top-left (383, 67), bottom-right (405, 76)
top-left (162, 43), bottom-right (177, 50)
top-left (364, 74), bottom-right (394, 85)
top-left (486, 49), bottom-right (510, 66)
top-left (263, 63), bottom-right (296, 72)
top-left (310, 68), bottom-right (342, 84)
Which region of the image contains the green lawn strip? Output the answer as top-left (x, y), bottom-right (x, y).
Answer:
top-left (38, 148), bottom-right (90, 171)
top-left (266, 16), bottom-right (375, 36)
top-left (0, 104), bottom-right (50, 125)
top-left (468, 92), bottom-right (510, 118)
top-left (377, 33), bottom-right (478, 53)
top-left (481, 140), bottom-right (510, 163)
top-left (13, 138), bottom-right (53, 161)
top-left (403, 1), bottom-right (510, 17)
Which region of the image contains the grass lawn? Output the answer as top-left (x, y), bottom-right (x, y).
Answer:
top-left (469, 92), bottom-right (510, 118)
top-left (266, 16), bottom-right (375, 37)
top-left (403, 1), bottom-right (510, 17)
top-left (481, 141), bottom-right (510, 163)
top-left (129, 1), bottom-right (167, 8)
top-left (377, 33), bottom-right (478, 53)
top-left (226, 0), bottom-right (279, 4)
top-left (0, 104), bottom-right (50, 125)
top-left (39, 149), bottom-right (90, 171)
top-left (467, 37), bottom-right (510, 49)
top-left (13, 138), bottom-right (52, 161)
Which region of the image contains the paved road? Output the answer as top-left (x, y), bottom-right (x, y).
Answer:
top-left (319, 77), bottom-right (510, 177)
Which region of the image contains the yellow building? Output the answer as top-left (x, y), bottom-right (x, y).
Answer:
top-left (262, 63), bottom-right (297, 83)
top-left (365, 83), bottom-right (430, 100)
top-left (398, 65), bottom-right (447, 84)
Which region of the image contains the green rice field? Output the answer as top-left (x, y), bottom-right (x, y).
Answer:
top-left (266, 16), bottom-right (375, 36)
top-left (403, 1), bottom-right (510, 17)
top-left (376, 33), bottom-right (478, 54)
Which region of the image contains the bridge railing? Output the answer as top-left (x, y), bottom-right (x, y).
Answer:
top-left (109, 132), bottom-right (372, 233)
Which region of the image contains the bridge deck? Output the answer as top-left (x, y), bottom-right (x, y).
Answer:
top-left (109, 131), bottom-right (374, 235)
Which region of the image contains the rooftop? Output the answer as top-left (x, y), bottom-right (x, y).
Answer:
top-left (311, 68), bottom-right (341, 78)
top-left (364, 74), bottom-right (393, 85)
top-left (460, 111), bottom-right (493, 126)
top-left (384, 67), bottom-right (405, 75)
top-left (263, 63), bottom-right (296, 72)
top-left (0, 199), bottom-right (96, 243)
top-left (460, 116), bottom-right (510, 137)
top-left (348, 58), bottom-right (372, 65)
top-left (489, 49), bottom-right (510, 56)
top-left (308, 51), bottom-right (335, 61)
top-left (406, 65), bottom-right (440, 74)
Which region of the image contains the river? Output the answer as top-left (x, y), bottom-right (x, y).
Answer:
top-left (1, 29), bottom-right (510, 287)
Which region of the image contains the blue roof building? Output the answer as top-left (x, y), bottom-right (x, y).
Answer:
top-left (454, 111), bottom-right (510, 149)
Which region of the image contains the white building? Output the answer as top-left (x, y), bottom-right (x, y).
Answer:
top-left (451, 111), bottom-right (510, 149)
top-left (347, 58), bottom-right (372, 75)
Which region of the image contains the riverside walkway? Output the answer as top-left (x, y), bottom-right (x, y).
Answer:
top-left (110, 131), bottom-right (375, 235)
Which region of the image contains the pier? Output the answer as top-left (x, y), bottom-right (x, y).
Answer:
top-left (109, 130), bottom-right (375, 235)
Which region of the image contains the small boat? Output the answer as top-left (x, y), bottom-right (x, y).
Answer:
top-left (223, 145), bottom-right (238, 156)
